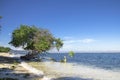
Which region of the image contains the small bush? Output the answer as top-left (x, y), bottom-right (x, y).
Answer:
top-left (0, 46), bottom-right (11, 52)
top-left (10, 65), bottom-right (16, 70)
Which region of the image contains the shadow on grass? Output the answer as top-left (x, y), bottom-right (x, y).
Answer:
top-left (0, 67), bottom-right (43, 80)
top-left (0, 56), bottom-right (20, 64)
top-left (53, 77), bottom-right (93, 80)
top-left (0, 55), bottom-right (43, 80)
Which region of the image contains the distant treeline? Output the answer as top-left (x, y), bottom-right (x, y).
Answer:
top-left (0, 46), bottom-right (11, 52)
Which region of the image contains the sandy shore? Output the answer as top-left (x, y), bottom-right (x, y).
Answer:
top-left (1, 52), bottom-right (120, 80)
top-left (28, 61), bottom-right (120, 80)
top-left (0, 52), bottom-right (52, 80)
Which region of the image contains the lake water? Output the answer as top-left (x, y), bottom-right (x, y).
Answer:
top-left (43, 53), bottom-right (120, 70)
top-left (39, 53), bottom-right (120, 80)
top-left (10, 51), bottom-right (120, 80)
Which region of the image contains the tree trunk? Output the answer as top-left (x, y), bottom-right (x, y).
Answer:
top-left (20, 50), bottom-right (39, 60)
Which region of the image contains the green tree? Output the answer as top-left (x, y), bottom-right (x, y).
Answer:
top-left (68, 51), bottom-right (75, 57)
top-left (0, 46), bottom-right (11, 52)
top-left (9, 25), bottom-right (63, 59)
top-left (55, 38), bottom-right (63, 51)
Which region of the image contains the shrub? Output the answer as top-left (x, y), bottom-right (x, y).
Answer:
top-left (10, 65), bottom-right (16, 70)
top-left (0, 46), bottom-right (11, 52)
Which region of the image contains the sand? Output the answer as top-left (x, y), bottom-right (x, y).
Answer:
top-left (0, 52), bottom-right (52, 80)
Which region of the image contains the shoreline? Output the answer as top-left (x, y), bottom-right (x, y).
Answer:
top-left (1, 52), bottom-right (120, 80)
top-left (28, 61), bottom-right (120, 80)
top-left (0, 52), bottom-right (53, 80)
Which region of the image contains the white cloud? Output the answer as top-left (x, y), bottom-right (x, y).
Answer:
top-left (64, 38), bottom-right (95, 44)
top-left (60, 37), bottom-right (120, 52)
top-left (60, 37), bottom-right (96, 52)
top-left (81, 39), bottom-right (95, 43)
top-left (63, 36), bottom-right (74, 40)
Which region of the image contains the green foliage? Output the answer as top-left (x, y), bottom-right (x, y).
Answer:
top-left (68, 51), bottom-right (75, 57)
top-left (60, 51), bottom-right (75, 63)
top-left (33, 28), bottom-right (55, 52)
top-left (55, 38), bottom-right (63, 51)
top-left (0, 46), bottom-right (11, 52)
top-left (60, 56), bottom-right (67, 63)
top-left (9, 25), bottom-right (37, 48)
top-left (9, 25), bottom-right (63, 54)
top-left (10, 65), bottom-right (16, 70)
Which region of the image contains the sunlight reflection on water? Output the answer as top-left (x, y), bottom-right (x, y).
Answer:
top-left (39, 61), bottom-right (120, 80)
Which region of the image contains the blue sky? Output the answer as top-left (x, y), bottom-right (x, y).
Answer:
top-left (0, 0), bottom-right (120, 52)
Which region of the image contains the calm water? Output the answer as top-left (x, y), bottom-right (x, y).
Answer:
top-left (10, 51), bottom-right (120, 80)
top-left (38, 53), bottom-right (120, 80)
top-left (40, 53), bottom-right (120, 70)
top-left (11, 50), bottom-right (120, 70)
